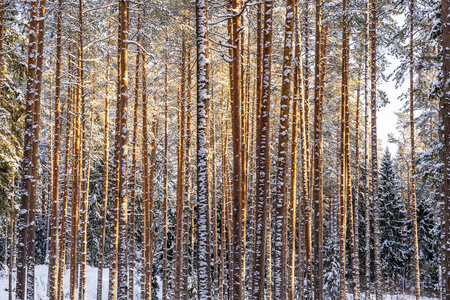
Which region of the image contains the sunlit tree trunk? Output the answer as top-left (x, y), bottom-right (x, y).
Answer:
top-left (69, 0), bottom-right (83, 296)
top-left (140, 51), bottom-right (150, 300)
top-left (116, 0), bottom-right (130, 298)
top-left (250, 0), bottom-right (272, 297)
top-left (273, 0), bottom-right (295, 298)
top-left (288, 3), bottom-right (303, 298)
top-left (128, 36), bottom-right (141, 300)
top-left (230, 0), bottom-right (243, 298)
top-left (182, 48), bottom-right (193, 300)
top-left (48, 0), bottom-right (62, 298)
top-left (339, 1), bottom-right (350, 296)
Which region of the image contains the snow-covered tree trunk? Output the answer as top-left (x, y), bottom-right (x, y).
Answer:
top-left (16, 4), bottom-right (30, 299)
top-left (195, 0), bottom-right (212, 298)
top-left (116, 0), bottom-right (130, 298)
top-left (97, 28), bottom-right (111, 300)
top-left (25, 1), bottom-right (46, 298)
top-left (182, 52), bottom-right (193, 300)
top-left (370, 0), bottom-right (382, 296)
top-left (363, 0), bottom-right (371, 295)
top-left (273, 0), bottom-right (295, 298)
top-left (250, 0), bottom-right (272, 297)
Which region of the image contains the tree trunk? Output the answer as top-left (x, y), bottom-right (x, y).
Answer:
top-left (58, 50), bottom-right (74, 300)
top-left (250, 0), bottom-right (272, 297)
top-left (288, 3), bottom-right (303, 298)
top-left (128, 30), bottom-right (141, 300)
top-left (116, 0), bottom-right (130, 298)
top-left (162, 35), bottom-right (169, 300)
top-left (273, 0), bottom-right (295, 298)
top-left (353, 64), bottom-right (361, 300)
top-left (364, 0), bottom-right (371, 295)
top-left (141, 51), bottom-right (151, 300)
top-left (440, 0), bottom-right (450, 295)
top-left (370, 0), bottom-right (382, 296)
top-left (97, 28), bottom-right (111, 300)
top-left (9, 174), bottom-right (14, 300)
top-left (230, 0), bottom-right (243, 298)
top-left (48, 0), bottom-right (62, 297)
top-left (16, 0), bottom-right (39, 292)
top-left (313, 0), bottom-right (324, 296)
top-left (409, 1), bottom-right (421, 297)
top-left (339, 1), bottom-right (350, 296)
top-left (196, 0), bottom-right (212, 298)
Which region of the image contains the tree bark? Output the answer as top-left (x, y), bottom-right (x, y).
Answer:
top-left (313, 0), bottom-right (324, 296)
top-left (96, 27), bottom-right (111, 300)
top-left (250, 0), bottom-right (272, 297)
top-left (409, 1), bottom-right (421, 297)
top-left (48, 0), bottom-right (62, 297)
top-left (116, 0), bottom-right (130, 298)
top-left (370, 0), bottom-right (382, 296)
top-left (196, 0), bottom-right (212, 298)
top-left (273, 0), bottom-right (295, 298)
top-left (440, 0), bottom-right (450, 296)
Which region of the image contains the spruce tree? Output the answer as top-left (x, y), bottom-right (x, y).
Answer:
top-left (378, 149), bottom-right (408, 292)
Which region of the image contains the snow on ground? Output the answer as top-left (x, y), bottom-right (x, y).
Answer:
top-left (0, 265), bottom-right (136, 300)
top-left (346, 294), bottom-right (438, 300)
top-left (0, 265), bottom-right (440, 300)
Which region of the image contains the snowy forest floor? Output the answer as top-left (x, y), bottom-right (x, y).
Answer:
top-left (0, 265), bottom-right (440, 300)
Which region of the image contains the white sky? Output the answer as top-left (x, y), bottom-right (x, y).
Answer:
top-left (377, 14), bottom-right (407, 155)
top-left (378, 54), bottom-right (406, 155)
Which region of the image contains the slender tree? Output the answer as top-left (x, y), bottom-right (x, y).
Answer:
top-left (370, 0), bottom-right (382, 296)
top-left (273, 0), bottom-right (295, 298)
top-left (313, 0), bottom-right (324, 297)
top-left (441, 0), bottom-right (450, 296)
top-left (409, 1), bottom-right (421, 297)
top-left (250, 0), bottom-right (272, 297)
top-left (196, 0), bottom-right (212, 298)
top-left (48, 0), bottom-right (62, 298)
top-left (96, 27), bottom-right (111, 300)
top-left (116, 0), bottom-right (130, 298)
